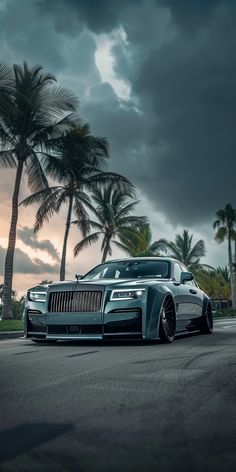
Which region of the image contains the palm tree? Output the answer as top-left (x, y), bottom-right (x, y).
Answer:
top-left (115, 224), bottom-right (161, 257)
top-left (74, 184), bottom-right (147, 262)
top-left (213, 204), bottom-right (236, 308)
top-left (216, 266), bottom-right (230, 284)
top-left (0, 62), bottom-right (77, 319)
top-left (21, 124), bottom-right (133, 280)
top-left (158, 229), bottom-right (206, 272)
top-left (213, 204), bottom-right (236, 273)
top-left (196, 268), bottom-right (230, 299)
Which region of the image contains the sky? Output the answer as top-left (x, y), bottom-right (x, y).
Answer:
top-left (0, 0), bottom-right (234, 296)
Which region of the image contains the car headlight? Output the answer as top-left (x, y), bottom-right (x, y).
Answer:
top-left (110, 289), bottom-right (146, 301)
top-left (29, 291), bottom-right (47, 302)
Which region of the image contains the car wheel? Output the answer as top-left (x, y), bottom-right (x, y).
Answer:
top-left (31, 339), bottom-right (57, 343)
top-left (158, 296), bottom-right (176, 343)
top-left (200, 304), bottom-right (213, 334)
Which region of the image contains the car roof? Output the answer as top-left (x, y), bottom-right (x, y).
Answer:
top-left (98, 257), bottom-right (180, 264)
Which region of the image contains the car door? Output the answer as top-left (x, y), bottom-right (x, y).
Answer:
top-left (179, 264), bottom-right (204, 327)
top-left (171, 263), bottom-right (195, 330)
top-left (172, 263), bottom-right (203, 330)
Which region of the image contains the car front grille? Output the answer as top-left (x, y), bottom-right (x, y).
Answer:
top-left (47, 325), bottom-right (103, 335)
top-left (48, 291), bottom-right (103, 313)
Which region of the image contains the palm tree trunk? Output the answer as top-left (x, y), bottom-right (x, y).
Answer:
top-left (60, 195), bottom-right (73, 281)
top-left (101, 238), bottom-right (110, 262)
top-left (228, 235), bottom-right (233, 275)
top-left (231, 240), bottom-right (236, 310)
top-left (2, 160), bottom-right (24, 320)
top-left (227, 236), bottom-right (236, 309)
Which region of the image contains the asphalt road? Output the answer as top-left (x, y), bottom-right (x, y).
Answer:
top-left (0, 319), bottom-right (236, 472)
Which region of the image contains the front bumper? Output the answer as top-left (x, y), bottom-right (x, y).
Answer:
top-left (26, 308), bottom-right (143, 340)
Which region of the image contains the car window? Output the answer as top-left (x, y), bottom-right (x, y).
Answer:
top-left (173, 263), bottom-right (182, 283)
top-left (83, 260), bottom-right (171, 280)
top-left (180, 263), bottom-right (197, 287)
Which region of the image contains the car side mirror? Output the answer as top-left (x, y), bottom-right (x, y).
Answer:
top-left (180, 271), bottom-right (194, 284)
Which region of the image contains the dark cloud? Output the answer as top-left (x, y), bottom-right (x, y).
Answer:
top-left (38, 0), bottom-right (141, 34)
top-left (0, 0), bottom-right (235, 230)
top-left (0, 0), bottom-right (66, 70)
top-left (0, 246), bottom-right (59, 274)
top-left (17, 226), bottom-right (60, 262)
top-left (157, 0), bottom-right (235, 32)
top-left (129, 1), bottom-right (236, 223)
top-left (75, 0), bottom-right (236, 225)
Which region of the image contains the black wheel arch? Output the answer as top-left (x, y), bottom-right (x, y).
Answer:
top-left (157, 293), bottom-right (176, 339)
top-left (202, 295), bottom-right (212, 316)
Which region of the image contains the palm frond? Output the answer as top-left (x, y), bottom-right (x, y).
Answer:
top-left (72, 197), bottom-right (91, 238)
top-left (33, 188), bottom-right (65, 232)
top-left (38, 83), bottom-right (78, 116)
top-left (111, 239), bottom-right (132, 255)
top-left (188, 239), bottom-right (206, 261)
top-left (20, 186), bottom-right (60, 207)
top-left (74, 232), bottom-right (101, 257)
top-left (0, 150), bottom-right (16, 168)
top-left (214, 226), bottom-right (228, 243)
top-left (87, 172), bottom-right (134, 195)
top-left (26, 153), bottom-right (48, 192)
top-left (72, 218), bottom-right (103, 232)
top-left (115, 200), bottom-right (140, 219)
top-left (117, 215), bottom-right (147, 227)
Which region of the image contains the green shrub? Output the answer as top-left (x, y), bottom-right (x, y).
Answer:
top-left (214, 308), bottom-right (236, 317)
top-left (0, 300), bottom-right (24, 320)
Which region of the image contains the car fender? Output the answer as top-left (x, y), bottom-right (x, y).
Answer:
top-left (145, 284), bottom-right (175, 339)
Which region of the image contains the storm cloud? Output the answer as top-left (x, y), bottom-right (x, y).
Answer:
top-left (17, 226), bottom-right (60, 262)
top-left (0, 0), bottom-right (235, 247)
top-left (0, 246), bottom-right (59, 275)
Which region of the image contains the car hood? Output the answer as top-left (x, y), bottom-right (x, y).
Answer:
top-left (48, 278), bottom-right (169, 291)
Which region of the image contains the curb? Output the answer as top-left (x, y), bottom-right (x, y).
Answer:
top-left (0, 331), bottom-right (24, 340)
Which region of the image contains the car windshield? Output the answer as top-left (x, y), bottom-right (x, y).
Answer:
top-left (83, 260), bottom-right (171, 280)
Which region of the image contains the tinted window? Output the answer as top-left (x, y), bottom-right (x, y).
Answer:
top-left (83, 260), bottom-right (171, 280)
top-left (173, 263), bottom-right (182, 283)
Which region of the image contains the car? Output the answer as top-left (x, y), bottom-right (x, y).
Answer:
top-left (23, 257), bottom-right (213, 343)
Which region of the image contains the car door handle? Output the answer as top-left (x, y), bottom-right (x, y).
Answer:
top-left (189, 289), bottom-right (197, 295)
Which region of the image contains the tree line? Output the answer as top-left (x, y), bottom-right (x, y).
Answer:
top-left (0, 63), bottom-right (233, 319)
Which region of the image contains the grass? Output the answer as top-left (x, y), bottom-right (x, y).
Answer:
top-left (0, 319), bottom-right (23, 332)
top-left (213, 308), bottom-right (236, 318)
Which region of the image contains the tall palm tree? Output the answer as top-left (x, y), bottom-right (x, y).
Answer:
top-left (21, 124), bottom-right (133, 280)
top-left (74, 184), bottom-right (147, 262)
top-left (0, 62), bottom-right (77, 319)
top-left (115, 224), bottom-right (161, 257)
top-left (158, 229), bottom-right (206, 272)
top-left (213, 204), bottom-right (236, 273)
top-left (213, 204), bottom-right (236, 308)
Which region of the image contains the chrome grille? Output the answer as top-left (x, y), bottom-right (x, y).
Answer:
top-left (48, 291), bottom-right (103, 313)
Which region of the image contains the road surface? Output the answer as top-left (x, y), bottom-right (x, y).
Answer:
top-left (0, 319), bottom-right (236, 471)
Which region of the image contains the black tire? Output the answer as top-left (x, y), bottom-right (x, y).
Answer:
top-left (31, 339), bottom-right (57, 343)
top-left (200, 304), bottom-right (213, 334)
top-left (158, 296), bottom-right (176, 343)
